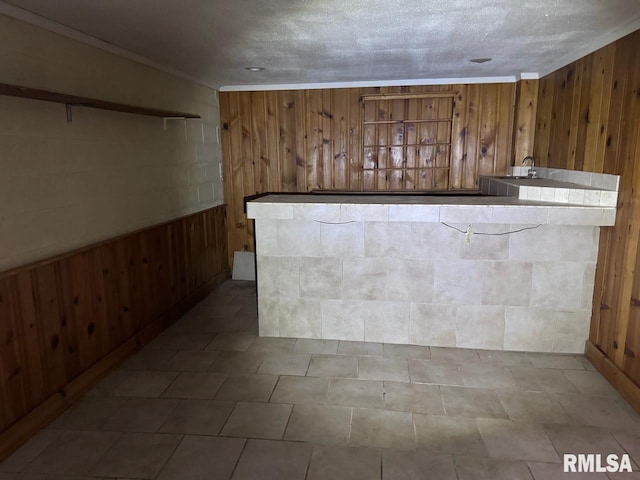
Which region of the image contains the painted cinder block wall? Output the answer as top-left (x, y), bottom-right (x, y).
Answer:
top-left (0, 14), bottom-right (224, 272)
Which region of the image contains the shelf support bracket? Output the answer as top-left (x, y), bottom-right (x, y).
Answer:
top-left (163, 116), bottom-right (187, 131)
top-left (65, 104), bottom-right (73, 123)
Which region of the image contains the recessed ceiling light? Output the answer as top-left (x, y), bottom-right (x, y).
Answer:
top-left (245, 66), bottom-right (265, 72)
top-left (470, 58), bottom-right (492, 64)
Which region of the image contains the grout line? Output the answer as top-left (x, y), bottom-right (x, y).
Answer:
top-left (153, 432), bottom-right (186, 478)
top-left (267, 376), bottom-right (281, 403)
top-left (216, 400), bottom-right (238, 435)
top-left (280, 403), bottom-right (295, 441)
top-left (228, 437), bottom-right (249, 480)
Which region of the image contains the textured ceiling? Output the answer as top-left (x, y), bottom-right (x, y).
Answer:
top-left (3, 0), bottom-right (640, 89)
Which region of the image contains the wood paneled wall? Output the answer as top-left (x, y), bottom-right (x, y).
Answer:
top-left (533, 30), bottom-right (640, 401)
top-left (0, 205), bottom-right (229, 457)
top-left (220, 84), bottom-right (515, 260)
top-left (512, 79), bottom-right (539, 164)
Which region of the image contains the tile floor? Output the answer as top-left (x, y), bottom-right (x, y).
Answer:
top-left (2, 280), bottom-right (640, 479)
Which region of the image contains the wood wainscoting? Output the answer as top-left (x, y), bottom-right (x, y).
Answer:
top-left (0, 205), bottom-right (229, 460)
top-left (534, 29), bottom-right (640, 412)
top-left (220, 84), bottom-right (516, 264)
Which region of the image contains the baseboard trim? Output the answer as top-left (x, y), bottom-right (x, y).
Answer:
top-left (585, 340), bottom-right (640, 415)
top-left (0, 268), bottom-right (230, 462)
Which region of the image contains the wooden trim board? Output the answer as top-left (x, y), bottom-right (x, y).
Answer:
top-left (585, 340), bottom-right (640, 415)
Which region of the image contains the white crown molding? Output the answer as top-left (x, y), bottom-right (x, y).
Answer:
top-left (0, 1), bottom-right (216, 89)
top-left (219, 76), bottom-right (519, 92)
top-left (517, 72), bottom-right (540, 81)
top-left (537, 16), bottom-right (640, 78)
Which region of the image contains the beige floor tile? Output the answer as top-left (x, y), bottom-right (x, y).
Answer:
top-left (608, 472), bottom-right (640, 479)
top-left (383, 381), bottom-right (444, 415)
top-left (460, 364), bottom-right (518, 389)
top-left (382, 450), bottom-right (456, 480)
top-left (208, 351), bottom-right (265, 374)
top-left (231, 439), bottom-right (311, 480)
top-left (327, 378), bottom-right (384, 409)
top-left (294, 339), bottom-right (339, 354)
top-left (199, 315), bottom-right (258, 334)
top-left (157, 435), bottom-right (245, 480)
top-left (526, 353), bottom-right (586, 370)
top-left (358, 357), bottom-right (409, 382)
top-left (0, 473), bottom-right (49, 480)
top-left (454, 456), bottom-right (534, 480)
top-left (382, 343), bottom-right (431, 359)
top-left (110, 371), bottom-right (179, 398)
top-left (159, 399), bottom-right (234, 435)
top-left (257, 352), bottom-right (311, 375)
top-left (84, 370), bottom-right (131, 396)
top-left (338, 341), bottom-right (383, 356)
top-left (24, 431), bottom-right (121, 475)
top-left (206, 332), bottom-right (256, 351)
top-left (214, 374), bottom-right (278, 402)
top-left (91, 432), bottom-right (181, 479)
top-left (284, 405), bottom-right (352, 445)
top-left (498, 390), bottom-right (571, 423)
top-left (562, 369), bottom-right (620, 396)
top-left (188, 304), bottom-right (243, 319)
top-left (544, 424), bottom-right (631, 458)
top-left (350, 408), bottom-right (415, 450)
top-left (161, 350), bottom-right (220, 372)
top-left (13, 279), bottom-right (640, 480)
top-left (46, 397), bottom-right (127, 431)
top-left (270, 375), bottom-right (330, 405)
top-left (510, 366), bottom-right (578, 393)
top-left (161, 372), bottom-right (226, 399)
top-left (577, 355), bottom-right (597, 371)
top-left (430, 346), bottom-right (479, 363)
top-left (408, 359), bottom-right (463, 385)
top-left (612, 431), bottom-right (640, 467)
top-left (102, 398), bottom-right (180, 432)
top-left (528, 461), bottom-right (608, 479)
top-left (307, 355), bottom-right (358, 378)
top-left (477, 418), bottom-right (559, 462)
top-left (441, 385), bottom-right (508, 419)
top-left (476, 349), bottom-right (533, 366)
top-left (556, 393), bottom-right (640, 431)
top-left (307, 445), bottom-right (381, 480)
top-left (221, 402), bottom-right (292, 440)
top-left (0, 430), bottom-right (61, 472)
top-left (247, 337), bottom-right (296, 353)
top-left (151, 332), bottom-right (215, 351)
top-left (414, 414), bottom-right (488, 456)
top-left (120, 349), bottom-right (178, 371)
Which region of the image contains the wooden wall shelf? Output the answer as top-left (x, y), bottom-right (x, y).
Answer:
top-left (0, 82), bottom-right (201, 120)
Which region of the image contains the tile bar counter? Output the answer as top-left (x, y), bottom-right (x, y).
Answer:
top-left (247, 188), bottom-right (617, 354)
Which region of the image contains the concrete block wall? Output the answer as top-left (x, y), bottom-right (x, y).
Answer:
top-left (0, 14), bottom-right (223, 271)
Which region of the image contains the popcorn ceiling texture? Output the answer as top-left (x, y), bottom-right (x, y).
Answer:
top-left (4, 0), bottom-right (640, 87)
top-left (0, 15), bottom-right (223, 271)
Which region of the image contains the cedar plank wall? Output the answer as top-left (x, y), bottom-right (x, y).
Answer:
top-left (533, 30), bottom-right (640, 403)
top-left (220, 84), bottom-right (515, 262)
top-left (0, 205), bottom-right (229, 456)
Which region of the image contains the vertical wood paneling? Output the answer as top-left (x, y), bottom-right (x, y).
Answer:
top-left (0, 278), bottom-right (27, 431)
top-left (221, 83), bottom-right (516, 258)
top-left (533, 30), bottom-right (640, 392)
top-left (512, 79), bottom-right (539, 164)
top-left (277, 91), bottom-right (297, 192)
top-left (0, 205), bottom-right (229, 436)
top-left (462, 84), bottom-right (480, 189)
